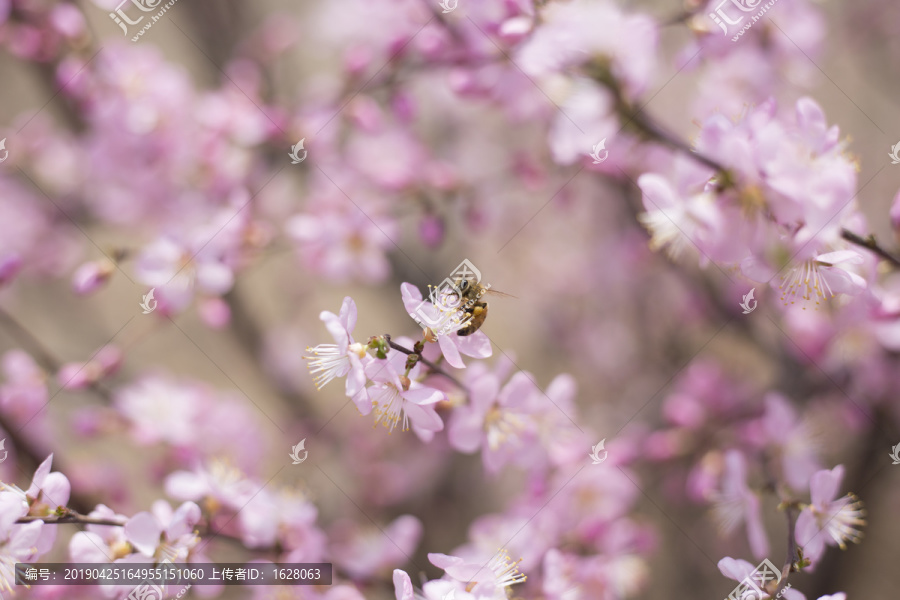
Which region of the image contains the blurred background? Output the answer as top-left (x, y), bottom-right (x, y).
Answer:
top-left (0, 0), bottom-right (899, 598)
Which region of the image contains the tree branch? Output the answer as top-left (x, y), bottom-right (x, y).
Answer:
top-left (384, 337), bottom-right (466, 391)
top-left (16, 512), bottom-right (125, 527)
top-left (774, 504), bottom-right (799, 597)
top-left (840, 229), bottom-right (900, 268)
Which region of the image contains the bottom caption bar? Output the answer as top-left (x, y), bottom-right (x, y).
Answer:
top-left (14, 563), bottom-right (332, 586)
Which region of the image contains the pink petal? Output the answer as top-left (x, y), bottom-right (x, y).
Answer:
top-left (637, 173), bottom-right (679, 211)
top-left (400, 282), bottom-right (424, 314)
top-left (196, 262), bottom-right (234, 294)
top-left (165, 471), bottom-right (208, 501)
top-left (405, 402), bottom-right (444, 432)
top-left (816, 250), bottom-right (862, 266)
top-left (69, 531), bottom-right (114, 562)
top-left (469, 373), bottom-right (500, 413)
top-left (402, 386), bottom-right (444, 406)
top-left (794, 510), bottom-right (825, 563)
top-left (339, 296), bottom-right (358, 333)
top-left (795, 97), bottom-right (827, 145)
top-left (322, 311), bottom-right (350, 348)
top-left (448, 408), bottom-right (484, 453)
top-left (393, 569), bottom-right (415, 600)
top-left (124, 512), bottom-right (163, 556)
top-left (166, 501), bottom-right (201, 540)
top-left (810, 466), bottom-right (843, 506)
top-left (717, 556), bottom-right (757, 582)
top-left (38, 472), bottom-right (71, 509)
top-left (428, 553), bottom-right (481, 581)
top-left (820, 267), bottom-right (865, 296)
top-left (26, 454), bottom-right (54, 497)
top-left (455, 330), bottom-right (492, 359)
top-left (345, 356), bottom-right (366, 397)
top-left (437, 335), bottom-right (465, 369)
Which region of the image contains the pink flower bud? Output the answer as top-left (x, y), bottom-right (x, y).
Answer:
top-left (418, 214), bottom-right (445, 249)
top-left (71, 260), bottom-right (114, 295)
top-left (0, 254), bottom-right (22, 286)
top-left (49, 4), bottom-right (86, 39)
top-left (199, 296), bottom-right (231, 329)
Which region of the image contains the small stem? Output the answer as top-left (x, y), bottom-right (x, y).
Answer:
top-left (16, 513), bottom-right (125, 527)
top-left (774, 505), bottom-right (798, 597)
top-left (384, 337), bottom-right (466, 390)
top-left (840, 229), bottom-right (900, 268)
top-left (0, 306), bottom-right (115, 401)
top-left (0, 307), bottom-right (63, 373)
top-left (628, 111), bottom-right (729, 174)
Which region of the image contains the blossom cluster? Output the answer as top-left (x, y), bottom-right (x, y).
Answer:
top-left (0, 0), bottom-right (895, 598)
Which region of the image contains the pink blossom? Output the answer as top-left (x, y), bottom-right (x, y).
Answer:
top-left (795, 465), bottom-right (865, 564)
top-left (516, 0), bottom-right (658, 98)
top-left (68, 504), bottom-right (130, 563)
top-left (401, 283), bottom-right (492, 369)
top-left (711, 450), bottom-right (768, 558)
top-left (428, 549), bottom-right (527, 600)
top-left (238, 488), bottom-right (325, 557)
top-left (758, 394), bottom-right (821, 491)
top-left (448, 370), bottom-right (538, 472)
top-left (71, 259), bottom-right (114, 295)
top-left (0, 454), bottom-right (69, 556)
top-left (57, 345), bottom-right (122, 390)
top-left (329, 515), bottom-right (422, 580)
top-left (717, 557), bottom-right (805, 600)
top-left (287, 198), bottom-right (397, 284)
top-left (0, 492), bottom-right (43, 595)
top-left (165, 460), bottom-right (259, 513)
top-left (0, 350), bottom-right (48, 427)
top-left (303, 296), bottom-right (368, 405)
top-left (124, 500), bottom-right (202, 562)
top-left (134, 234), bottom-right (234, 314)
top-left (364, 345), bottom-right (444, 439)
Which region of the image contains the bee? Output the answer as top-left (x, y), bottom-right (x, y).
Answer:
top-left (439, 278), bottom-right (513, 337)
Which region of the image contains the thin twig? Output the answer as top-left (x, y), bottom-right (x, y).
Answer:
top-left (628, 111), bottom-right (729, 174)
top-left (16, 513), bottom-right (125, 527)
top-left (774, 505), bottom-right (798, 597)
top-left (840, 229), bottom-right (900, 268)
top-left (385, 337), bottom-right (466, 390)
top-left (0, 307), bottom-right (63, 373)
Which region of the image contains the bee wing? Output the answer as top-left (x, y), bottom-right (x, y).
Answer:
top-left (483, 289), bottom-right (517, 299)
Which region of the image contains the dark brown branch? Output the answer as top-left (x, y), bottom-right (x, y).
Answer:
top-left (0, 307), bottom-right (63, 373)
top-left (841, 229), bottom-right (900, 268)
top-left (384, 337), bottom-right (466, 391)
top-left (774, 504), bottom-right (798, 597)
top-left (16, 513), bottom-right (125, 527)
